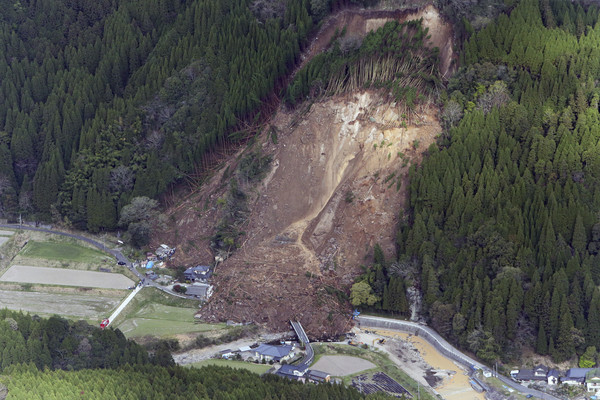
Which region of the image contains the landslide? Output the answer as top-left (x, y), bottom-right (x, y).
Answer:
top-left (152, 5), bottom-right (451, 339)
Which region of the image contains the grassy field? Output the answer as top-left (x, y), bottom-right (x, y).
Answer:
top-left (312, 343), bottom-right (437, 400)
top-left (186, 359), bottom-right (271, 374)
top-left (114, 288), bottom-right (226, 339)
top-left (20, 240), bottom-right (107, 263)
top-left (117, 303), bottom-right (225, 337)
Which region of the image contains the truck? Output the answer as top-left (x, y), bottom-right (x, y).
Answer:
top-left (100, 319), bottom-right (109, 329)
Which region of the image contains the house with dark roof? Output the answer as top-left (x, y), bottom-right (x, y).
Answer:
top-left (253, 344), bottom-right (294, 362)
top-left (307, 369), bottom-right (330, 383)
top-left (186, 283), bottom-right (213, 300)
top-left (514, 365), bottom-right (549, 383)
top-left (276, 364), bottom-right (306, 382)
top-left (184, 265), bottom-right (212, 282)
top-left (547, 369), bottom-right (559, 385)
top-left (586, 369), bottom-right (600, 392)
top-left (562, 368), bottom-right (593, 385)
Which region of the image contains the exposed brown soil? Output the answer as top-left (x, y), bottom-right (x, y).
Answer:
top-left (152, 6), bottom-right (450, 339)
top-left (300, 4), bottom-right (456, 78)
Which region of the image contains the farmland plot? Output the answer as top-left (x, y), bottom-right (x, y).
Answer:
top-left (0, 265), bottom-right (134, 289)
top-left (0, 289), bottom-right (120, 318)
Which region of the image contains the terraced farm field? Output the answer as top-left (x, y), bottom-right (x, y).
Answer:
top-left (0, 289), bottom-right (121, 319)
top-left (0, 265), bottom-right (134, 289)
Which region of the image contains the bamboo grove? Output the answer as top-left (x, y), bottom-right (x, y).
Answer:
top-left (356, 0), bottom-right (600, 365)
top-left (285, 19), bottom-right (441, 111)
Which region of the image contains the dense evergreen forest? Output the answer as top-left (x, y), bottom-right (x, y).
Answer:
top-left (357, 0), bottom-right (600, 365)
top-left (0, 364), bottom-right (391, 400)
top-left (0, 310), bottom-right (156, 371)
top-left (0, 0), bottom-right (341, 229)
top-left (0, 311), bottom-right (392, 399)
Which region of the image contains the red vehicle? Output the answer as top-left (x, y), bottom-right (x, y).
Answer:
top-left (100, 319), bottom-right (110, 329)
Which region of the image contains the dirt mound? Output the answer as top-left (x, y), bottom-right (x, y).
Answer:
top-left (153, 6), bottom-right (450, 338)
top-left (155, 90), bottom-right (440, 338)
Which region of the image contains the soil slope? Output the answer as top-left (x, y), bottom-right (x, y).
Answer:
top-left (153, 6), bottom-right (450, 338)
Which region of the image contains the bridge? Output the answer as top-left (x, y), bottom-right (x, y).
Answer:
top-left (290, 320), bottom-right (314, 370)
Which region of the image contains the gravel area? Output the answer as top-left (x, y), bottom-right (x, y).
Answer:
top-left (0, 265), bottom-right (134, 289)
top-left (311, 355), bottom-right (376, 376)
top-left (173, 332), bottom-right (288, 365)
top-left (0, 237), bottom-right (8, 246)
top-left (0, 230), bottom-right (14, 236)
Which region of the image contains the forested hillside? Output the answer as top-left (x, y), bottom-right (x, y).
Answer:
top-left (0, 364), bottom-right (387, 400)
top-left (0, 0), bottom-right (327, 230)
top-left (357, 0), bottom-right (600, 364)
top-left (0, 310), bottom-right (160, 371)
top-left (0, 311), bottom-right (391, 399)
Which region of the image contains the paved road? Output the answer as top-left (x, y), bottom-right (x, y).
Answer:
top-left (357, 315), bottom-right (562, 400)
top-left (0, 224), bottom-right (189, 299)
top-left (106, 285), bottom-right (143, 327)
top-left (290, 320), bottom-right (313, 370)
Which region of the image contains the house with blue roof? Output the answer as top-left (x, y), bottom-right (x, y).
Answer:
top-left (562, 368), bottom-right (594, 385)
top-left (253, 343), bottom-right (294, 362)
top-left (184, 265), bottom-right (212, 282)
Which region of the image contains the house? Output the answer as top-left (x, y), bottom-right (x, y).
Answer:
top-left (219, 349), bottom-right (235, 359)
top-left (587, 369), bottom-right (600, 392)
top-left (547, 369), bottom-right (559, 385)
top-left (562, 368), bottom-right (593, 385)
top-left (184, 265), bottom-right (212, 282)
top-left (514, 365), bottom-right (549, 383)
top-left (253, 344), bottom-right (294, 362)
top-left (145, 272), bottom-right (158, 280)
top-left (276, 365), bottom-right (306, 382)
top-left (186, 284), bottom-right (213, 300)
top-left (156, 244), bottom-right (176, 260)
top-left (307, 369), bottom-right (330, 383)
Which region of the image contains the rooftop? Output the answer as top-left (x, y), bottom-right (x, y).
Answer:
top-left (186, 284), bottom-right (211, 297)
top-left (254, 344), bottom-right (293, 359)
top-left (566, 368), bottom-right (594, 378)
top-left (307, 369), bottom-right (330, 379)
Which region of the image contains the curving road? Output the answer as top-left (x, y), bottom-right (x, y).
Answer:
top-left (0, 224), bottom-right (190, 299)
top-left (357, 315), bottom-right (562, 400)
top-left (290, 320), bottom-right (314, 370)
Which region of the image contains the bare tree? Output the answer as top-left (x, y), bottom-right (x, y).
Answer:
top-left (145, 129), bottom-right (165, 150)
top-left (109, 166), bottom-right (134, 193)
top-left (477, 80), bottom-right (510, 114)
top-left (442, 100), bottom-right (463, 130)
top-left (249, 0), bottom-right (286, 22)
